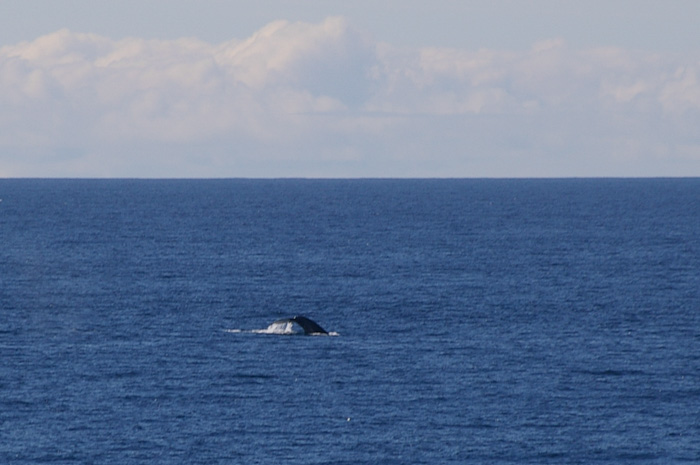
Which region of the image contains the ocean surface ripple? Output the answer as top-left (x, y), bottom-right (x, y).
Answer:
top-left (1, 179), bottom-right (699, 464)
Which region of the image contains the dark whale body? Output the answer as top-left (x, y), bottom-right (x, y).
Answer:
top-left (273, 315), bottom-right (328, 334)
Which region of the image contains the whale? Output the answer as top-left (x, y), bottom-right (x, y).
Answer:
top-left (272, 315), bottom-right (328, 335)
top-left (224, 315), bottom-right (333, 335)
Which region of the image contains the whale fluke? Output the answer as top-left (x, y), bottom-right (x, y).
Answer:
top-left (290, 315), bottom-right (328, 334)
top-left (270, 315), bottom-right (328, 335)
top-left (230, 315), bottom-right (333, 335)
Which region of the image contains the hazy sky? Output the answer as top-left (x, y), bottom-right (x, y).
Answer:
top-left (1, 1), bottom-right (699, 177)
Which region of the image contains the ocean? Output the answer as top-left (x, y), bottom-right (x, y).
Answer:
top-left (1, 178), bottom-right (699, 464)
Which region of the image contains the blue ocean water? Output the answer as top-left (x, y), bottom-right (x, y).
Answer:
top-left (1, 178), bottom-right (699, 464)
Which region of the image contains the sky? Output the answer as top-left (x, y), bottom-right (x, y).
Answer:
top-left (1, 1), bottom-right (699, 177)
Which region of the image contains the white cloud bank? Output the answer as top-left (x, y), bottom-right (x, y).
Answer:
top-left (1, 17), bottom-right (699, 177)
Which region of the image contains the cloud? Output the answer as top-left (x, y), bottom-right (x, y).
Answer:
top-left (1, 17), bottom-right (700, 177)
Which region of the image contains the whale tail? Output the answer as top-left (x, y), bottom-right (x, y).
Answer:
top-left (227, 315), bottom-right (334, 335)
top-left (290, 315), bottom-right (328, 334)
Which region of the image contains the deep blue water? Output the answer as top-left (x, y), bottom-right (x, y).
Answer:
top-left (1, 178), bottom-right (699, 464)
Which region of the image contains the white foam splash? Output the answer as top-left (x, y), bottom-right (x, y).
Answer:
top-left (223, 321), bottom-right (303, 335)
top-left (255, 320), bottom-right (305, 335)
